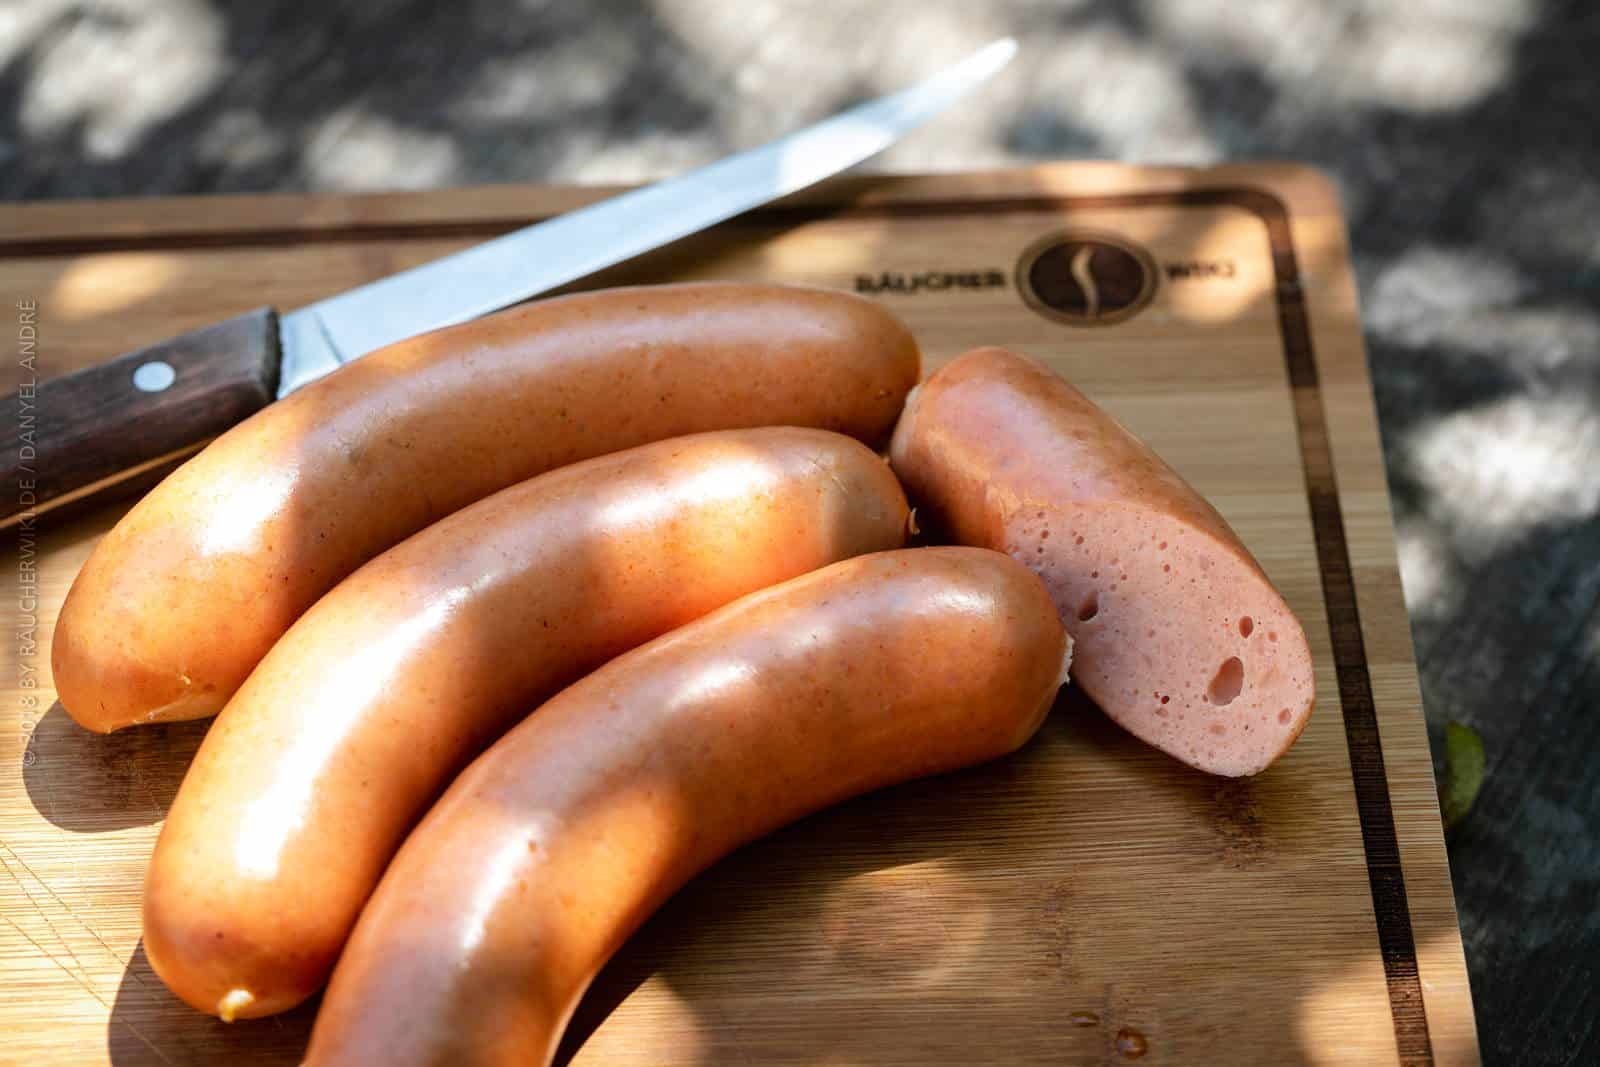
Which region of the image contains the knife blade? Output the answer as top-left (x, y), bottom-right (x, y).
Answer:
top-left (1, 38), bottom-right (1015, 529)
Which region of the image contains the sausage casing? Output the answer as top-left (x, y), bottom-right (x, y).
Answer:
top-left (304, 547), bottom-right (1070, 1066)
top-left (54, 283), bottom-right (919, 732)
top-left (143, 427), bottom-right (911, 1019)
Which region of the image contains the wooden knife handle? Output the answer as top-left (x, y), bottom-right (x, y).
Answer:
top-left (1, 308), bottom-right (281, 530)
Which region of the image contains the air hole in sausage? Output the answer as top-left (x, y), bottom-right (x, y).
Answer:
top-left (1207, 656), bottom-right (1245, 706)
top-left (1078, 592), bottom-right (1100, 622)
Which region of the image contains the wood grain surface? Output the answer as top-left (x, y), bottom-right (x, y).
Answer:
top-left (0, 165), bottom-right (1478, 1065)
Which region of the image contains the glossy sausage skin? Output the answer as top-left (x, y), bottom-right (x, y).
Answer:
top-left (303, 548), bottom-right (1070, 1066)
top-left (890, 347), bottom-right (1314, 777)
top-left (54, 283), bottom-right (920, 733)
top-left (144, 428), bottom-right (911, 1020)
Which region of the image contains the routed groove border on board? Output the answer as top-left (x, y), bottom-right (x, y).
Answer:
top-left (1228, 186), bottom-right (1435, 1067)
top-left (0, 184), bottom-right (1435, 1064)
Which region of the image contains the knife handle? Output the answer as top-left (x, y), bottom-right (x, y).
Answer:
top-left (1, 308), bottom-right (281, 530)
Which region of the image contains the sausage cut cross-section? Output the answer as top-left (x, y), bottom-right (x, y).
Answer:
top-left (890, 346), bottom-right (1314, 776)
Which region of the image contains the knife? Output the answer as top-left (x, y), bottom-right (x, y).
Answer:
top-left (1, 38), bottom-right (1016, 530)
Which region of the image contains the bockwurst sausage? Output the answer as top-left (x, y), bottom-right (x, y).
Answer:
top-left (890, 347), bottom-right (1313, 776)
top-left (302, 547), bottom-right (1070, 1066)
top-left (54, 283), bottom-right (919, 733)
top-left (144, 428), bottom-right (910, 1020)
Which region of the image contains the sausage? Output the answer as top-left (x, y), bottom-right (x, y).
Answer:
top-left (53, 282), bottom-right (920, 733)
top-left (302, 547), bottom-right (1070, 1066)
top-left (889, 347), bottom-right (1314, 777)
top-left (143, 427), bottom-right (911, 1020)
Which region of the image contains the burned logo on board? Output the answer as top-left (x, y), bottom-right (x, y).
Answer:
top-left (1016, 231), bottom-right (1158, 326)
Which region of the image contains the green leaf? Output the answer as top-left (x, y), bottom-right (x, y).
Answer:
top-left (1439, 721), bottom-right (1486, 831)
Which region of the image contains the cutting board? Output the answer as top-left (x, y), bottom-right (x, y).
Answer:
top-left (0, 165), bottom-right (1478, 1066)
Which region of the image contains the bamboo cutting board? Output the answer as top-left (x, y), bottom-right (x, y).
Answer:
top-left (0, 165), bottom-right (1477, 1066)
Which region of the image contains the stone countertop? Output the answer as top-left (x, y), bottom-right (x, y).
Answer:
top-left (3, 1), bottom-right (1596, 1062)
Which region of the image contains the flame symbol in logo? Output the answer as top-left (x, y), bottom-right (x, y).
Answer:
top-left (1016, 230), bottom-right (1156, 327)
top-left (1070, 245), bottom-right (1099, 320)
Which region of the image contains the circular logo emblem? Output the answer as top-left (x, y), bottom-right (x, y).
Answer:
top-left (1016, 230), bottom-right (1158, 326)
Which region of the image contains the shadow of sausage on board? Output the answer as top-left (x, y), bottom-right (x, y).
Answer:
top-left (23, 702), bottom-right (209, 833)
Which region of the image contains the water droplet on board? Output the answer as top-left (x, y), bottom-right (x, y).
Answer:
top-left (1116, 1027), bottom-right (1148, 1058)
top-left (1068, 1010), bottom-right (1100, 1028)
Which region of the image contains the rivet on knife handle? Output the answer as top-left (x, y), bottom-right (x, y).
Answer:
top-left (0, 308), bottom-right (281, 530)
